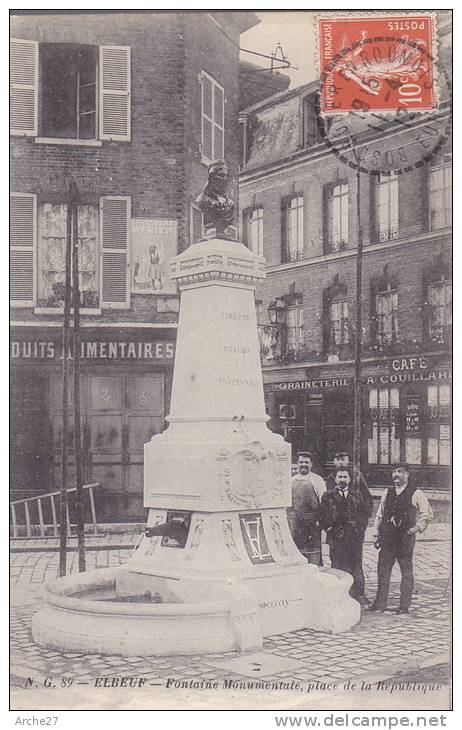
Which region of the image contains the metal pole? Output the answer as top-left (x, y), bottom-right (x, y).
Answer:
top-left (71, 183), bottom-right (86, 572)
top-left (353, 169), bottom-right (364, 490)
top-left (59, 182), bottom-right (73, 576)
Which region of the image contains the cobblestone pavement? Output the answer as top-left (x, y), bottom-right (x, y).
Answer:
top-left (10, 524), bottom-right (451, 710)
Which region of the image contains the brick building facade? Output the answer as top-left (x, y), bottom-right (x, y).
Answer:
top-left (239, 18), bottom-right (452, 493)
top-left (10, 11), bottom-right (259, 521)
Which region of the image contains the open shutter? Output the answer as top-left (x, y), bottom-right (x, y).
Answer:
top-left (190, 204), bottom-right (204, 245)
top-left (201, 73), bottom-right (213, 162)
top-left (201, 72), bottom-right (224, 163)
top-left (100, 196), bottom-right (130, 309)
top-left (10, 39), bottom-right (38, 136)
top-left (10, 193), bottom-right (36, 306)
top-left (213, 82), bottom-right (224, 160)
top-left (99, 46), bottom-right (131, 141)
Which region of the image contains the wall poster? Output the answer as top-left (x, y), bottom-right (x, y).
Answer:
top-left (131, 218), bottom-right (177, 294)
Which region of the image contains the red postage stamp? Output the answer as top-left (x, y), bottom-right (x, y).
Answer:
top-left (318, 14), bottom-right (437, 114)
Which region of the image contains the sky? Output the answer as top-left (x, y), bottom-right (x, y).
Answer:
top-left (240, 11), bottom-right (317, 89)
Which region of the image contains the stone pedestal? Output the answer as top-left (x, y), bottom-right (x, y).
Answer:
top-left (119, 238), bottom-right (360, 640)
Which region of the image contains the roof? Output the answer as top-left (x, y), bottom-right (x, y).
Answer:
top-left (240, 79), bottom-right (318, 115)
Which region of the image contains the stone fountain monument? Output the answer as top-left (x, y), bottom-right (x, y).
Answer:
top-left (32, 162), bottom-right (359, 657)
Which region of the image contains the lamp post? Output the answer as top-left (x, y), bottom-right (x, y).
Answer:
top-left (353, 169), bottom-right (364, 491)
top-left (268, 297), bottom-right (287, 325)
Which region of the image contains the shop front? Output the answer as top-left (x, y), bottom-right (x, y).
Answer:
top-left (263, 352), bottom-right (451, 491)
top-left (10, 327), bottom-right (176, 522)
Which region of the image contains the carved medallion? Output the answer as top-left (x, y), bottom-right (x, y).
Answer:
top-left (223, 441), bottom-right (280, 508)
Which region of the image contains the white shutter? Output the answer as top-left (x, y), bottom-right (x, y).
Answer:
top-left (99, 46), bottom-right (131, 141)
top-left (10, 39), bottom-right (38, 136)
top-left (201, 71), bottom-right (224, 163)
top-left (100, 196), bottom-right (130, 308)
top-left (10, 193), bottom-right (37, 306)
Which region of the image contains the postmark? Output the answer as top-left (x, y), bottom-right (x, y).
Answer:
top-left (318, 15), bottom-right (437, 114)
top-left (314, 16), bottom-right (451, 176)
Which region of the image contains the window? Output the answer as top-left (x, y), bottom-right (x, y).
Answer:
top-left (302, 95), bottom-right (319, 148)
top-left (375, 289), bottom-right (398, 345)
top-left (245, 207), bottom-right (263, 255)
top-left (368, 387), bottom-right (400, 465)
top-left (38, 203), bottom-right (99, 308)
top-left (327, 183), bottom-right (348, 252)
top-left (10, 193), bottom-right (131, 309)
top-left (41, 44), bottom-right (97, 139)
top-left (427, 384), bottom-right (451, 465)
top-left (329, 299), bottom-right (349, 346)
top-left (376, 172), bottom-right (399, 241)
top-left (286, 298), bottom-right (304, 353)
top-left (10, 39), bottom-right (131, 141)
top-left (429, 159), bottom-right (452, 230)
top-left (428, 280), bottom-right (452, 343)
top-left (284, 196), bottom-right (304, 262)
top-left (201, 71), bottom-right (224, 163)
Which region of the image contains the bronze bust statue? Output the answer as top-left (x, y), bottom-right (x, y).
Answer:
top-left (195, 160), bottom-right (235, 239)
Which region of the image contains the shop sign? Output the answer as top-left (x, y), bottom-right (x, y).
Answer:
top-left (390, 356), bottom-right (430, 372)
top-left (404, 397), bottom-right (422, 434)
top-left (440, 425), bottom-right (450, 440)
top-left (10, 339), bottom-right (175, 361)
top-left (276, 378), bottom-right (352, 390)
top-left (273, 369), bottom-right (451, 391)
top-left (364, 369), bottom-right (451, 385)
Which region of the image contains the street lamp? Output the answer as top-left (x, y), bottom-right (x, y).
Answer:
top-left (268, 297), bottom-right (287, 325)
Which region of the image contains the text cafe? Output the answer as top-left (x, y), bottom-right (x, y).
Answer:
top-left (10, 328), bottom-right (177, 521)
top-left (264, 355), bottom-right (451, 491)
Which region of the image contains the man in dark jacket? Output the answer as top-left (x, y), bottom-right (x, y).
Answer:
top-left (319, 467), bottom-right (370, 604)
top-left (326, 451), bottom-right (373, 533)
top-left (369, 464), bottom-right (433, 614)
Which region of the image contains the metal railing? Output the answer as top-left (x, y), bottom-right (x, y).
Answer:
top-left (10, 483), bottom-right (100, 538)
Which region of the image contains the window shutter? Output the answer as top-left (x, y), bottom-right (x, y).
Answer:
top-left (190, 204), bottom-right (204, 245)
top-left (201, 74), bottom-right (213, 162)
top-left (201, 72), bottom-right (224, 163)
top-left (99, 46), bottom-right (131, 141)
top-left (100, 196), bottom-right (130, 308)
top-left (213, 83), bottom-right (224, 160)
top-left (281, 199), bottom-right (288, 263)
top-left (10, 39), bottom-right (38, 136)
top-left (10, 193), bottom-right (36, 306)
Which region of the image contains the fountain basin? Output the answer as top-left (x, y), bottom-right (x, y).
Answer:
top-left (31, 567), bottom-right (262, 656)
top-left (32, 560), bottom-right (360, 657)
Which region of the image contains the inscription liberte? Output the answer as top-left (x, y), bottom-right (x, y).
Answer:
top-left (221, 311), bottom-right (251, 322)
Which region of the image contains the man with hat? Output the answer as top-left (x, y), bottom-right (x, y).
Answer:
top-left (287, 451), bottom-right (326, 565)
top-left (369, 464), bottom-right (433, 614)
top-left (319, 466), bottom-right (371, 604)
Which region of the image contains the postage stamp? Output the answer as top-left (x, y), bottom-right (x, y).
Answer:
top-left (318, 14), bottom-right (438, 114)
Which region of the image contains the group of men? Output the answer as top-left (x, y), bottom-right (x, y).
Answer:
top-left (287, 451), bottom-right (433, 614)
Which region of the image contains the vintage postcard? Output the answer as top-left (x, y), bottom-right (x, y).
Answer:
top-left (10, 8), bottom-right (452, 716)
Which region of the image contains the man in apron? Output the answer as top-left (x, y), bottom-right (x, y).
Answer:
top-left (287, 451), bottom-right (326, 565)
